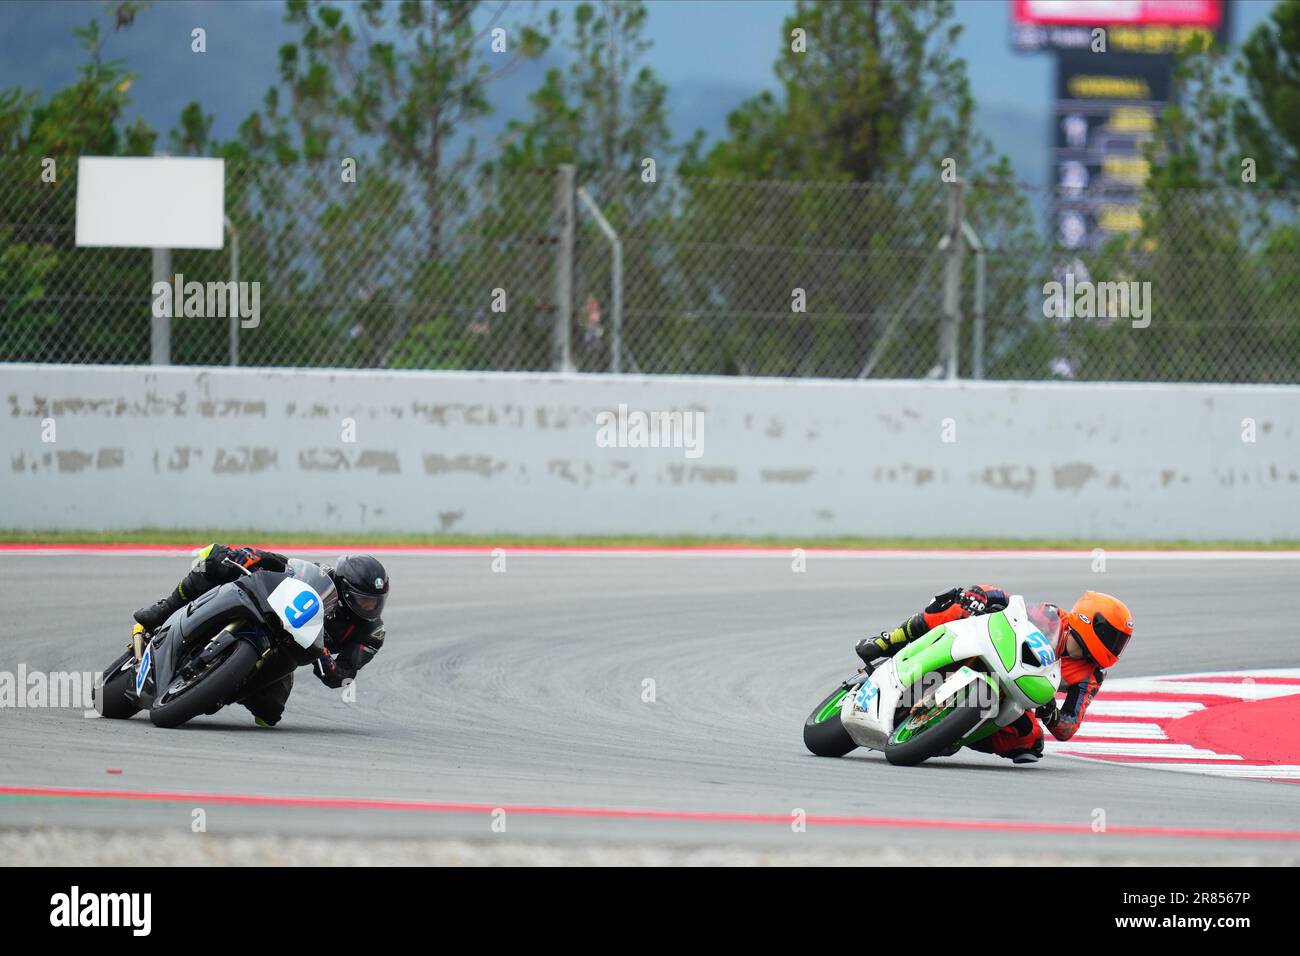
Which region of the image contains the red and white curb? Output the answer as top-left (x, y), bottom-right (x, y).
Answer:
top-left (1044, 668), bottom-right (1300, 782)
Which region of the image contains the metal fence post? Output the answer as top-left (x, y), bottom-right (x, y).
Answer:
top-left (553, 164), bottom-right (576, 373)
top-left (575, 186), bottom-right (624, 374)
top-left (939, 178), bottom-right (965, 380)
top-left (961, 218), bottom-right (986, 380)
top-left (151, 246), bottom-right (171, 365)
top-left (225, 215), bottom-right (240, 367)
top-left (148, 150), bottom-right (173, 366)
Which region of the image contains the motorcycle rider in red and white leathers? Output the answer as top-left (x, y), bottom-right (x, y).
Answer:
top-left (855, 586), bottom-right (1135, 764)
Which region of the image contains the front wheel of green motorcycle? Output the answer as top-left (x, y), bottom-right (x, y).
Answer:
top-left (884, 684), bottom-right (986, 767)
top-left (803, 681), bottom-right (861, 757)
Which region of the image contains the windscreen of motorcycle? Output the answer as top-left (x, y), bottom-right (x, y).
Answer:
top-left (286, 558), bottom-right (339, 620)
top-left (1023, 600), bottom-right (1065, 659)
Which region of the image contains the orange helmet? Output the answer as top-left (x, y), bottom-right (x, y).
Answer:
top-left (1066, 591), bottom-right (1134, 668)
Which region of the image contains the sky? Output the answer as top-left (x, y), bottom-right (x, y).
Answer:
top-left (0, 0), bottom-right (1282, 185)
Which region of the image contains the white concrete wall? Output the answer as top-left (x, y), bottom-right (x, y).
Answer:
top-left (2, 364), bottom-right (1297, 540)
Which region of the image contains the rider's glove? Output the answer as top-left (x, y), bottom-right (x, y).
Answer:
top-left (957, 586), bottom-right (993, 615)
top-left (230, 547), bottom-right (263, 570)
top-left (207, 544), bottom-right (288, 575)
top-left (1035, 701), bottom-right (1060, 729)
top-left (313, 650), bottom-right (345, 689)
top-left (926, 586), bottom-right (993, 615)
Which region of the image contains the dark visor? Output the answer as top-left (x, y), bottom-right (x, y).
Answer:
top-left (1091, 612), bottom-right (1132, 658)
top-left (344, 587), bottom-right (385, 620)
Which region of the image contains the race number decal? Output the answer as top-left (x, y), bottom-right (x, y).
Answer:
top-left (284, 590), bottom-right (319, 628)
top-left (1024, 630), bottom-right (1056, 666)
top-left (855, 678), bottom-right (879, 712)
top-left (135, 643), bottom-right (152, 695)
top-left (267, 579), bottom-right (326, 648)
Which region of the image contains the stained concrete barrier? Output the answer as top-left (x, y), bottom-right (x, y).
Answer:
top-left (2, 364), bottom-right (1297, 540)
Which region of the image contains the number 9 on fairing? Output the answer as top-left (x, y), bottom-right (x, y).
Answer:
top-left (285, 590), bottom-right (319, 628)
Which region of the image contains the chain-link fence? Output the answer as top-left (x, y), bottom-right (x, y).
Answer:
top-left (977, 183), bottom-right (1300, 384)
top-left (1, 158), bottom-right (561, 370)
top-left (2, 157), bottom-right (1298, 383)
top-left (573, 173), bottom-right (950, 378)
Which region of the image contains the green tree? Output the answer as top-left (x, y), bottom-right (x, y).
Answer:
top-left (681, 0), bottom-right (982, 186)
top-left (494, 1), bottom-right (670, 180)
top-left (0, 2), bottom-right (156, 365)
top-left (672, 0), bottom-right (1032, 378)
top-left (240, 0), bottom-right (545, 255)
top-left (205, 0), bottom-right (549, 370)
top-left (1144, 0), bottom-right (1300, 191)
top-left (1234, 0), bottom-right (1300, 190)
top-left (169, 102), bottom-right (215, 156)
top-left (11, 9), bottom-right (157, 159)
top-left (1125, 1), bottom-right (1300, 383)
top-left (488, 1), bottom-right (675, 372)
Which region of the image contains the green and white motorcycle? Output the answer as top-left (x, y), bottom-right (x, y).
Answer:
top-left (803, 595), bottom-right (1062, 766)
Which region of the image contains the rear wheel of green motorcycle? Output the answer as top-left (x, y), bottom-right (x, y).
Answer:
top-left (884, 684), bottom-right (986, 767)
top-left (803, 683), bottom-right (860, 757)
top-left (149, 640), bottom-right (259, 729)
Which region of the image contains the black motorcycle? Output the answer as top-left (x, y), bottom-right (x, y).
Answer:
top-left (93, 558), bottom-right (336, 728)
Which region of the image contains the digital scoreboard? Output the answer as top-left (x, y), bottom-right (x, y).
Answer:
top-left (1011, 0), bottom-right (1230, 249)
top-left (1013, 0), bottom-right (1227, 53)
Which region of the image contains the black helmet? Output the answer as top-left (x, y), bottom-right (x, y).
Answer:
top-left (332, 554), bottom-right (389, 622)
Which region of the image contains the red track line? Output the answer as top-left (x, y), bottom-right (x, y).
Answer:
top-left (2, 785), bottom-right (1297, 842)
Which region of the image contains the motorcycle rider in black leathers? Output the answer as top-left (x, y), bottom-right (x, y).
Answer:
top-left (131, 543), bottom-right (388, 726)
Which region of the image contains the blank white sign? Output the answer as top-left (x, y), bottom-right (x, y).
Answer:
top-left (76, 156), bottom-right (225, 249)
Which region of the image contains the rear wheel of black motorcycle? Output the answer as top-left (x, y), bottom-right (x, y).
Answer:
top-left (884, 683), bottom-right (985, 767)
top-left (93, 649), bottom-right (143, 720)
top-left (149, 640), bottom-right (259, 729)
top-left (803, 681), bottom-right (860, 757)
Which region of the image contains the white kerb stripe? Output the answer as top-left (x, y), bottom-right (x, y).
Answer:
top-left (1100, 763), bottom-right (1300, 781)
top-left (1044, 741), bottom-right (1241, 760)
top-left (1070, 722), bottom-right (1167, 740)
top-left (1087, 700), bottom-right (1205, 718)
top-left (1110, 680), bottom-right (1300, 701)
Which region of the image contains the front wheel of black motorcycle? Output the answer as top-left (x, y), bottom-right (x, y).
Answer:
top-left (93, 649), bottom-right (143, 720)
top-left (803, 680), bottom-right (862, 757)
top-left (149, 640), bottom-right (259, 729)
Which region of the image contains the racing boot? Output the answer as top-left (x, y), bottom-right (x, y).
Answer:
top-left (132, 559), bottom-right (216, 633)
top-left (1007, 736), bottom-right (1045, 765)
top-left (132, 589), bottom-right (187, 633)
top-left (855, 625), bottom-right (910, 665)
